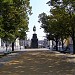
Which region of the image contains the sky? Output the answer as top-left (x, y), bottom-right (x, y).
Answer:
top-left (27, 0), bottom-right (50, 40)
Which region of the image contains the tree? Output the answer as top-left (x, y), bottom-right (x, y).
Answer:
top-left (47, 0), bottom-right (75, 53)
top-left (39, 0), bottom-right (75, 51)
top-left (0, 0), bottom-right (32, 51)
top-left (38, 8), bottom-right (70, 51)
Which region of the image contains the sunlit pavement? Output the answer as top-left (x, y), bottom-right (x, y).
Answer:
top-left (0, 48), bottom-right (75, 75)
top-left (15, 48), bottom-right (50, 51)
top-left (0, 47), bottom-right (49, 52)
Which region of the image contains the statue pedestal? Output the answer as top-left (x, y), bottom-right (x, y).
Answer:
top-left (31, 34), bottom-right (38, 48)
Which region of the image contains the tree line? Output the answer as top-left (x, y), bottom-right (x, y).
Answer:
top-left (38, 0), bottom-right (75, 54)
top-left (0, 0), bottom-right (32, 51)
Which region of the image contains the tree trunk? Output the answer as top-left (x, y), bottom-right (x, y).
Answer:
top-left (20, 45), bottom-right (21, 50)
top-left (72, 39), bottom-right (75, 54)
top-left (49, 40), bottom-right (50, 49)
top-left (61, 39), bottom-right (64, 50)
top-left (52, 40), bottom-right (53, 49)
top-left (6, 41), bottom-right (8, 51)
top-left (12, 42), bottom-right (14, 51)
top-left (56, 37), bottom-right (58, 51)
top-left (72, 28), bottom-right (75, 54)
top-left (58, 40), bottom-right (60, 51)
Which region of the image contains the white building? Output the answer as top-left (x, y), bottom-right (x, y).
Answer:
top-left (0, 38), bottom-right (20, 48)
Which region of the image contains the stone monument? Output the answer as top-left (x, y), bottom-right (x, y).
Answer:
top-left (31, 26), bottom-right (38, 48)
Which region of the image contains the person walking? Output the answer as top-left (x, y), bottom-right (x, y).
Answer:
top-left (64, 38), bottom-right (70, 51)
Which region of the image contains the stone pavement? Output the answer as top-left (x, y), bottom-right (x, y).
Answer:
top-left (0, 48), bottom-right (75, 75)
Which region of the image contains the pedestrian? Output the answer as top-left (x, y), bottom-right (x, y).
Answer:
top-left (64, 38), bottom-right (70, 51)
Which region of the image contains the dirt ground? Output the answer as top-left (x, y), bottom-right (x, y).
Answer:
top-left (0, 50), bottom-right (75, 75)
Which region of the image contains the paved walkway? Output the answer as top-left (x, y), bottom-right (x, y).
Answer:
top-left (0, 48), bottom-right (75, 75)
top-left (15, 48), bottom-right (49, 51)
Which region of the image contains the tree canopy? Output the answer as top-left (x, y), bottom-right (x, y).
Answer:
top-left (0, 0), bottom-right (32, 51)
top-left (0, 0), bottom-right (32, 42)
top-left (38, 0), bottom-right (75, 53)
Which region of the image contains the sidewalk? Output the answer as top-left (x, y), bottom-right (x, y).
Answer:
top-left (15, 48), bottom-right (49, 51)
top-left (0, 49), bottom-right (75, 75)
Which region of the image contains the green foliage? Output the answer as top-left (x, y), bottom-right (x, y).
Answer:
top-left (0, 0), bottom-right (32, 42)
top-left (38, 13), bottom-right (49, 33)
top-left (38, 8), bottom-right (70, 40)
top-left (39, 0), bottom-right (75, 40)
top-left (39, 0), bottom-right (75, 53)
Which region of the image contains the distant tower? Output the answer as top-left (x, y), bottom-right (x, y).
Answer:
top-left (31, 25), bottom-right (38, 48)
